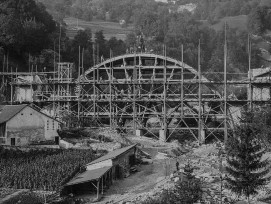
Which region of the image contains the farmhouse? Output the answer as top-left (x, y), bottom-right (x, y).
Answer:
top-left (0, 104), bottom-right (61, 146)
top-left (63, 144), bottom-right (137, 200)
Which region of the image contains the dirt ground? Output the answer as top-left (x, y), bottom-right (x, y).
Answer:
top-left (83, 133), bottom-right (271, 204)
top-left (82, 135), bottom-right (189, 204)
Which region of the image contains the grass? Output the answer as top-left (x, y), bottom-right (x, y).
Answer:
top-left (211, 15), bottom-right (248, 31)
top-left (64, 17), bottom-right (134, 40)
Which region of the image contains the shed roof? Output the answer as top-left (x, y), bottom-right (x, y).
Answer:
top-left (0, 104), bottom-right (28, 124)
top-left (65, 166), bottom-right (112, 186)
top-left (86, 144), bottom-right (137, 166)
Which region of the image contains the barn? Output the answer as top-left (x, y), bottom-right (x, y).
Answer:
top-left (63, 144), bottom-right (138, 200)
top-left (0, 104), bottom-right (62, 146)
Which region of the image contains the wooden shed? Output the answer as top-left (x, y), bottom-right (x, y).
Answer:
top-left (63, 144), bottom-right (137, 199)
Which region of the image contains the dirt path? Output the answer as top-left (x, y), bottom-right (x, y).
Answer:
top-left (91, 145), bottom-right (181, 204)
top-left (0, 190), bottom-right (29, 204)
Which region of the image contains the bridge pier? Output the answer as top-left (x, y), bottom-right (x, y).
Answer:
top-left (159, 129), bottom-right (169, 142)
top-left (136, 129), bottom-right (143, 137)
top-left (199, 128), bottom-right (206, 144)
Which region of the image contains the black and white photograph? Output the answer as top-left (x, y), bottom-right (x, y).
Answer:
top-left (0, 0), bottom-right (271, 203)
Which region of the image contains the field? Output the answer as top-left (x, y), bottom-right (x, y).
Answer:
top-left (0, 147), bottom-right (102, 191)
top-left (211, 15), bottom-right (248, 31)
top-left (200, 15), bottom-right (248, 32)
top-left (64, 17), bottom-right (134, 40)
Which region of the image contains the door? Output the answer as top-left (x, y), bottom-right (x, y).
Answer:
top-left (11, 138), bottom-right (15, 146)
top-left (55, 136), bottom-right (59, 145)
top-left (129, 155), bottom-right (136, 166)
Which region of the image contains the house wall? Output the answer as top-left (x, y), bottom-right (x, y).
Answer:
top-left (112, 147), bottom-right (136, 178)
top-left (42, 116), bottom-right (60, 140)
top-left (6, 107), bottom-right (45, 146)
top-left (5, 106), bottom-right (60, 146)
top-left (251, 87), bottom-right (270, 101)
top-left (15, 87), bottom-right (33, 102)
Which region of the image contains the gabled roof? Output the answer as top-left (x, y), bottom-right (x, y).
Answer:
top-left (0, 104), bottom-right (28, 124)
top-left (86, 144), bottom-right (137, 166)
top-left (65, 166), bottom-right (112, 186)
top-left (0, 104), bottom-right (62, 124)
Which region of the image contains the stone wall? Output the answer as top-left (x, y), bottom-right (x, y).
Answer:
top-left (112, 147), bottom-right (136, 178)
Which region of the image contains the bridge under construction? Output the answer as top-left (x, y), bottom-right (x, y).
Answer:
top-left (0, 52), bottom-right (270, 143)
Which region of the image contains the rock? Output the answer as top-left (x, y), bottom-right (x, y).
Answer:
top-left (235, 201), bottom-right (248, 204)
top-left (141, 158), bottom-right (153, 164)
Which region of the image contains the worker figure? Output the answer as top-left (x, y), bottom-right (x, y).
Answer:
top-left (176, 160), bottom-right (180, 171)
top-left (120, 89), bottom-right (124, 98)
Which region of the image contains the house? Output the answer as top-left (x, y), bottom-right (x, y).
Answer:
top-left (14, 74), bottom-right (43, 102)
top-left (248, 67), bottom-right (271, 101)
top-left (0, 104), bottom-right (62, 146)
top-left (63, 144), bottom-right (137, 200)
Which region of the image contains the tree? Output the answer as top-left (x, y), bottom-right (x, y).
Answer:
top-left (226, 110), bottom-right (270, 202)
top-left (107, 37), bottom-right (126, 56)
top-left (0, 0), bottom-right (56, 70)
top-left (95, 30), bottom-right (109, 58)
top-left (248, 6), bottom-right (271, 34)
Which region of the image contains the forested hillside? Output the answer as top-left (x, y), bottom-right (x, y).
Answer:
top-left (1, 0), bottom-right (271, 74)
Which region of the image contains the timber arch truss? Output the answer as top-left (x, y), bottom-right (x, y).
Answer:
top-left (77, 53), bottom-right (228, 142)
top-left (1, 53), bottom-right (239, 142)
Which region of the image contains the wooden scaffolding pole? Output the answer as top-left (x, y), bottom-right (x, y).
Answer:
top-left (248, 34), bottom-right (252, 110)
top-left (109, 50), bottom-right (113, 131)
top-left (78, 46), bottom-right (81, 122)
top-left (96, 179), bottom-right (100, 199)
top-left (133, 51), bottom-right (136, 134)
top-left (198, 40), bottom-right (203, 143)
top-left (181, 45), bottom-right (184, 118)
top-left (93, 40), bottom-right (97, 124)
top-left (163, 45), bottom-right (167, 142)
top-left (224, 23), bottom-right (228, 142)
top-left (53, 41), bottom-right (56, 118)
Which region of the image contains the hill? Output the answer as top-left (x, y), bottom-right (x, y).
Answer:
top-left (211, 15), bottom-right (248, 31)
top-left (64, 17), bottom-right (133, 40)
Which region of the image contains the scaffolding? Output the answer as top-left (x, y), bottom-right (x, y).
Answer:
top-left (1, 53), bottom-right (271, 143)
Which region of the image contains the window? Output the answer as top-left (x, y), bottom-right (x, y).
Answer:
top-left (0, 138), bottom-right (5, 145)
top-left (47, 120), bottom-right (49, 130)
top-left (52, 121), bottom-right (55, 130)
top-left (21, 113), bottom-right (23, 115)
top-left (11, 138), bottom-right (15, 146)
top-left (0, 123), bottom-right (5, 137)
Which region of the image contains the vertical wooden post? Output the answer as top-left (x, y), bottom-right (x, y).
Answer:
top-left (133, 53), bottom-right (137, 134)
top-left (109, 50), bottom-right (113, 131)
top-left (163, 45), bottom-right (167, 142)
top-left (248, 34), bottom-right (253, 110)
top-left (78, 46), bottom-right (81, 123)
top-left (93, 54), bottom-right (96, 121)
top-left (53, 41), bottom-right (56, 118)
top-left (101, 176), bottom-right (104, 194)
top-left (97, 179), bottom-right (100, 199)
top-left (59, 25), bottom-right (61, 63)
top-left (181, 45), bottom-right (184, 118)
top-left (198, 40), bottom-right (204, 144)
top-left (224, 23), bottom-right (228, 142)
